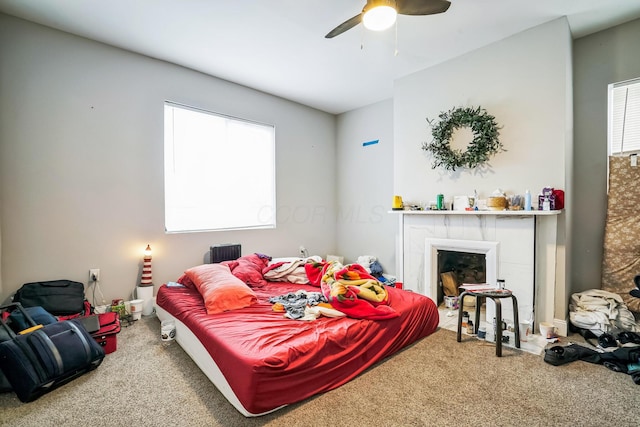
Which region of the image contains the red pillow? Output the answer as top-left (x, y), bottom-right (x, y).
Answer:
top-left (176, 273), bottom-right (196, 289)
top-left (185, 264), bottom-right (257, 314)
top-left (222, 254), bottom-right (269, 287)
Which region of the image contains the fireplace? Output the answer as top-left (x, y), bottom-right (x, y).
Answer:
top-left (426, 238), bottom-right (498, 307)
top-left (437, 250), bottom-right (487, 304)
top-left (393, 211), bottom-right (566, 331)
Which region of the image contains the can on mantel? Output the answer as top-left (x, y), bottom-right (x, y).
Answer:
top-left (436, 194), bottom-right (444, 210)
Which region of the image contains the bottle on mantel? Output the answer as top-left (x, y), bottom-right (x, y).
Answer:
top-left (524, 190), bottom-right (532, 211)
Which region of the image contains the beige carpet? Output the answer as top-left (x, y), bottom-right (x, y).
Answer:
top-left (1, 316), bottom-right (639, 427)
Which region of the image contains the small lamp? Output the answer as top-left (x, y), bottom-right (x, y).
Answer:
top-left (140, 244), bottom-right (153, 287)
top-left (136, 244), bottom-right (155, 317)
top-left (362, 0), bottom-right (397, 32)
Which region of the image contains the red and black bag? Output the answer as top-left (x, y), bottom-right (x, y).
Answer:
top-left (91, 312), bottom-right (120, 354)
top-left (13, 279), bottom-right (121, 354)
top-left (63, 311), bottom-right (120, 354)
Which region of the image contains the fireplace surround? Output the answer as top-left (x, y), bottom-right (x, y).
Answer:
top-left (393, 210), bottom-right (564, 334)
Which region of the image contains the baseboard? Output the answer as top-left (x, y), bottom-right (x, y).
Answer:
top-left (553, 318), bottom-right (568, 337)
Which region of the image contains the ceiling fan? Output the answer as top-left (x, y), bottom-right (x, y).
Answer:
top-left (325, 0), bottom-right (451, 39)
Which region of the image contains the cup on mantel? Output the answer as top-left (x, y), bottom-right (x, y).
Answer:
top-left (392, 195), bottom-right (404, 210)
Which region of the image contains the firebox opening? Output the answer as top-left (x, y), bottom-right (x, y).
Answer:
top-left (437, 250), bottom-right (486, 306)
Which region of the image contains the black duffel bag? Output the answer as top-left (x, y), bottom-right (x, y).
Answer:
top-left (13, 280), bottom-right (85, 316)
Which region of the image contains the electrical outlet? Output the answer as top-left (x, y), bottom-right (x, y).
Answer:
top-left (299, 246), bottom-right (307, 257)
top-left (89, 268), bottom-right (100, 282)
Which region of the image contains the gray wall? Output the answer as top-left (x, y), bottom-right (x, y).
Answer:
top-left (328, 19), bottom-right (575, 304)
top-left (335, 99), bottom-right (395, 274)
top-left (392, 18), bottom-right (572, 316)
top-left (0, 14), bottom-right (336, 302)
top-left (572, 18), bottom-right (640, 293)
top-left (393, 18), bottom-right (571, 207)
top-left (340, 16), bottom-right (640, 308)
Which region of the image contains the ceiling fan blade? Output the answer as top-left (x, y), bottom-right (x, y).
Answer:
top-left (325, 14), bottom-right (363, 38)
top-left (396, 0), bottom-right (451, 16)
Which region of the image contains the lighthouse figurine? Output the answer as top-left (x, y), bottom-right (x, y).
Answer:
top-left (137, 244), bottom-right (155, 316)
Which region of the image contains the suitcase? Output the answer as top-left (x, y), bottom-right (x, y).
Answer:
top-left (0, 305), bottom-right (58, 393)
top-left (13, 280), bottom-right (86, 315)
top-left (0, 303), bottom-right (105, 402)
top-left (91, 312), bottom-right (121, 354)
top-left (60, 308), bottom-right (120, 354)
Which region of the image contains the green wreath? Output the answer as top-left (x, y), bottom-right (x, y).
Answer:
top-left (422, 106), bottom-right (504, 171)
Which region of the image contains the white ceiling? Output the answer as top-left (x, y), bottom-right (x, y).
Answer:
top-left (1, 0), bottom-right (640, 114)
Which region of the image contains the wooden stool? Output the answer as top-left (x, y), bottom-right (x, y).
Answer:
top-left (456, 289), bottom-right (520, 357)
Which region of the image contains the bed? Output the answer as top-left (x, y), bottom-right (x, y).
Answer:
top-left (155, 256), bottom-right (439, 417)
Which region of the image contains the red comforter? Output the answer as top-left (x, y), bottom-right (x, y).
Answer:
top-left (156, 281), bottom-right (438, 415)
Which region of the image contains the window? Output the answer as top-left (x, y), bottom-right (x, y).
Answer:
top-left (608, 77), bottom-right (640, 155)
top-left (164, 102), bottom-right (276, 233)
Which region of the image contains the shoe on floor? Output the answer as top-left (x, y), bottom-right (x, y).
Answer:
top-left (544, 345), bottom-right (581, 366)
top-left (598, 333), bottom-right (619, 351)
top-left (617, 331), bottom-right (640, 347)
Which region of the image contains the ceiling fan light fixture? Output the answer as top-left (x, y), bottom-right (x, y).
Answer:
top-left (362, 1), bottom-right (397, 32)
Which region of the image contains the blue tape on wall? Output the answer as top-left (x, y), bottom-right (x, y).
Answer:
top-left (362, 140), bottom-right (379, 147)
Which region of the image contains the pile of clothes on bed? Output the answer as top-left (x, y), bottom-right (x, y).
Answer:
top-left (267, 259), bottom-right (399, 321)
top-left (304, 260), bottom-right (399, 320)
top-left (221, 253), bottom-right (399, 321)
top-left (262, 255), bottom-right (323, 284)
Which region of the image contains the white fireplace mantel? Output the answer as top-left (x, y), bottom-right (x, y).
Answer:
top-left (391, 209), bottom-right (565, 335)
top-left (391, 209), bottom-right (561, 217)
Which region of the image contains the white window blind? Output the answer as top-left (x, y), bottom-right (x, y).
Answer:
top-left (609, 78), bottom-right (640, 155)
top-left (164, 102), bottom-right (276, 233)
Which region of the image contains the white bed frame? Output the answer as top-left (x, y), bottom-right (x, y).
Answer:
top-left (154, 304), bottom-right (285, 417)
